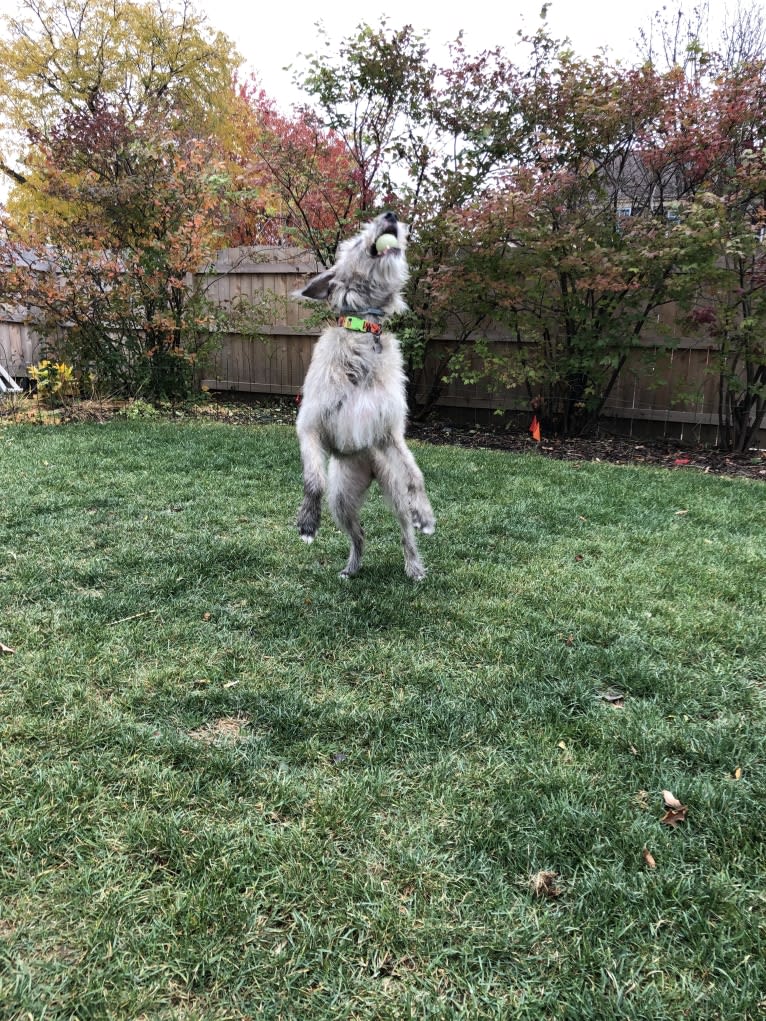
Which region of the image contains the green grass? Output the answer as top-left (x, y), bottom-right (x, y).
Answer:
top-left (0, 419), bottom-right (764, 1020)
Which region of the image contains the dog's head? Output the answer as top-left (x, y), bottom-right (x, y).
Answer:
top-left (296, 212), bottom-right (409, 317)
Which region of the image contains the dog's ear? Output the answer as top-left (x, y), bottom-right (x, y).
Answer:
top-left (295, 269), bottom-right (336, 302)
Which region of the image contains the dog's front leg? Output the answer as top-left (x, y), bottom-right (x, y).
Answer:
top-left (296, 424), bottom-right (326, 543)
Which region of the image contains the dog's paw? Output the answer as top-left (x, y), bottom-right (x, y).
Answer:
top-left (405, 560), bottom-right (427, 582)
top-left (296, 496), bottom-right (321, 542)
top-left (412, 509), bottom-right (436, 535)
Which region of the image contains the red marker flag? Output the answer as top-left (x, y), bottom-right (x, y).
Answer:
top-left (529, 415), bottom-right (541, 442)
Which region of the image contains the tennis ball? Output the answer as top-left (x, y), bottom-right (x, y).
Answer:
top-left (375, 233), bottom-right (399, 253)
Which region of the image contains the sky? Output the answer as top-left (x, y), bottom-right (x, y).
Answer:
top-left (0, 0), bottom-right (717, 108)
top-left (203, 0), bottom-right (675, 107)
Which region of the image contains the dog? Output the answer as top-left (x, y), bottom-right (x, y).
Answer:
top-left (294, 211), bottom-right (435, 580)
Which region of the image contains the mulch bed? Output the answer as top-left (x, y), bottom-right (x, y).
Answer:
top-left (407, 419), bottom-right (766, 482)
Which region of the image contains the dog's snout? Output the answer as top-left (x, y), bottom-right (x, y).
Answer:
top-left (382, 211), bottom-right (398, 224)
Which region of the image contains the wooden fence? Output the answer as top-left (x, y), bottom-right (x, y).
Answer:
top-left (0, 309), bottom-right (41, 382)
top-left (2, 246), bottom-right (764, 446)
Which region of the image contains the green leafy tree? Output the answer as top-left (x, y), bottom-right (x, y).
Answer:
top-left (292, 19), bottom-right (766, 444)
top-left (294, 21), bottom-right (437, 222)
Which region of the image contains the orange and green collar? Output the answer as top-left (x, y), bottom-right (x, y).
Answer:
top-left (337, 315), bottom-right (382, 335)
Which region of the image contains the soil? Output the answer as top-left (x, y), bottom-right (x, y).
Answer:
top-left (3, 393), bottom-right (764, 481)
top-left (407, 419), bottom-right (766, 482)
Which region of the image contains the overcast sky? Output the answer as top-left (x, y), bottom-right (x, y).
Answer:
top-left (0, 0), bottom-right (726, 110)
top-left (196, 0), bottom-right (719, 107)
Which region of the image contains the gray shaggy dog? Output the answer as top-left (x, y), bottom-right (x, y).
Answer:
top-left (295, 211), bottom-right (435, 580)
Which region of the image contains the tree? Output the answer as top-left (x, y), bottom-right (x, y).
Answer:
top-left (228, 82), bottom-right (368, 264)
top-left (288, 17), bottom-right (766, 444)
top-left (1, 103), bottom-right (232, 397)
top-left (637, 5), bottom-right (766, 449)
top-left (0, 0), bottom-right (240, 193)
top-left (294, 21), bottom-right (437, 225)
top-left (677, 66), bottom-right (766, 451)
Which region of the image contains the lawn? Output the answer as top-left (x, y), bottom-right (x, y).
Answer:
top-left (0, 419), bottom-right (764, 1020)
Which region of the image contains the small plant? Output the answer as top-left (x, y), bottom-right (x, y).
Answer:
top-left (26, 359), bottom-right (79, 407)
top-left (119, 398), bottom-right (160, 420)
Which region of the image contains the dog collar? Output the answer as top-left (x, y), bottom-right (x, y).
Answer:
top-left (337, 315), bottom-right (382, 335)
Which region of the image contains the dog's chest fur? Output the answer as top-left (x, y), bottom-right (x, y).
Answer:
top-left (300, 325), bottom-right (406, 455)
top-left (307, 327), bottom-right (397, 392)
top-left (331, 331), bottom-right (382, 386)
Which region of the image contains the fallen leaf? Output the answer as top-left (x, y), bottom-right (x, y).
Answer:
top-left (557, 740), bottom-right (567, 750)
top-left (660, 790), bottom-right (688, 827)
top-left (599, 688), bottom-right (625, 707)
top-left (0, 642), bottom-right (15, 655)
top-left (642, 847), bottom-right (657, 869)
top-left (635, 790), bottom-right (650, 810)
top-left (661, 807), bottom-right (688, 828)
top-left (529, 870), bottom-right (562, 899)
top-left (202, 612), bottom-right (212, 621)
top-left (674, 509), bottom-right (689, 516)
top-left (733, 766), bottom-right (743, 780)
top-left (662, 790), bottom-right (683, 810)
top-left (674, 458), bottom-right (691, 465)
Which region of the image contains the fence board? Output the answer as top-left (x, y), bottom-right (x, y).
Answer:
top-left (0, 320), bottom-right (42, 377)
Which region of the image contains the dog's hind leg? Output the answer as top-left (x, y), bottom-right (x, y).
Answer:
top-left (392, 436), bottom-right (436, 535)
top-left (372, 446), bottom-right (428, 581)
top-left (296, 426), bottom-right (326, 543)
top-left (328, 455), bottom-right (372, 578)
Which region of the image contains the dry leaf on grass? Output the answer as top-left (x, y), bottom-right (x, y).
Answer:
top-left (660, 789), bottom-right (688, 828)
top-left (642, 847), bottom-right (657, 869)
top-left (529, 870), bottom-right (563, 899)
top-left (189, 716), bottom-right (249, 745)
top-left (0, 642), bottom-right (15, 655)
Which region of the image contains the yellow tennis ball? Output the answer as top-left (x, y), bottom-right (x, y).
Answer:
top-left (375, 233), bottom-right (399, 253)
